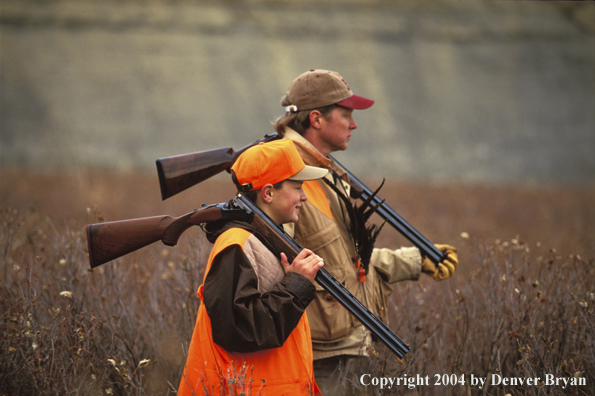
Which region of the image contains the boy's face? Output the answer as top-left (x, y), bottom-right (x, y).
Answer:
top-left (267, 180), bottom-right (308, 224)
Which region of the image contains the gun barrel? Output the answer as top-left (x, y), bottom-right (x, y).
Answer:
top-left (314, 267), bottom-right (410, 357)
top-left (234, 194), bottom-right (410, 358)
top-left (331, 156), bottom-right (446, 265)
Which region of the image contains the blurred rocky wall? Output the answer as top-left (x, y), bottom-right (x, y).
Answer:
top-left (1, 0), bottom-right (594, 186)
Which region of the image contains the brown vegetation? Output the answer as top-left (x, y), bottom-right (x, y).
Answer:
top-left (1, 169), bottom-right (594, 395)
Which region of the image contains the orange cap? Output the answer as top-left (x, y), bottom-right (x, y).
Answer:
top-left (231, 139), bottom-right (328, 191)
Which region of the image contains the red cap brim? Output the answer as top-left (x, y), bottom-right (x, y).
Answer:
top-left (337, 94), bottom-right (374, 110)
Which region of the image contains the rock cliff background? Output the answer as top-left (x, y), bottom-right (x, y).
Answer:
top-left (2, 0), bottom-right (594, 186)
top-left (2, 3), bottom-right (595, 394)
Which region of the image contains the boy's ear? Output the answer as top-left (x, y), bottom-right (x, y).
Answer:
top-left (260, 184), bottom-right (274, 204)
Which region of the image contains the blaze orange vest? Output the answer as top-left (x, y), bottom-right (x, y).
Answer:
top-left (178, 228), bottom-right (320, 396)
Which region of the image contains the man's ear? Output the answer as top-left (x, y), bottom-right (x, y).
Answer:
top-left (260, 184), bottom-right (274, 204)
top-left (309, 110), bottom-right (323, 129)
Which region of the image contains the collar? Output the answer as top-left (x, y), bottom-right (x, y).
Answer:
top-left (283, 128), bottom-right (349, 181)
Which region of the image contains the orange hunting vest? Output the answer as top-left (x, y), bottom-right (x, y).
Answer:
top-left (177, 228), bottom-right (320, 396)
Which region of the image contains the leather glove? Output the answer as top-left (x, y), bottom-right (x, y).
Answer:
top-left (422, 244), bottom-right (458, 281)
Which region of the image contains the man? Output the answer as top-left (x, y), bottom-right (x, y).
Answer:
top-left (273, 69), bottom-right (459, 395)
top-left (178, 139), bottom-right (328, 396)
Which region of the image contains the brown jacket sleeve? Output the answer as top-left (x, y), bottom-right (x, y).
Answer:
top-left (203, 244), bottom-right (315, 353)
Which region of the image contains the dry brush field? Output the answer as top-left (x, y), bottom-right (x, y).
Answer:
top-left (1, 169), bottom-right (594, 395)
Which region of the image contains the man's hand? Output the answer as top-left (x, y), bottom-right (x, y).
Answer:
top-left (280, 249), bottom-right (324, 283)
top-left (422, 244), bottom-right (458, 281)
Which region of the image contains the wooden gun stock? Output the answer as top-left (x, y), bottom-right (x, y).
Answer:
top-left (85, 203), bottom-right (253, 268)
top-left (156, 133), bottom-right (282, 200)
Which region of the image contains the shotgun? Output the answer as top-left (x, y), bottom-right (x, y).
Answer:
top-left (85, 195), bottom-right (410, 358)
top-left (155, 133), bottom-right (446, 264)
top-left (234, 194), bottom-right (410, 358)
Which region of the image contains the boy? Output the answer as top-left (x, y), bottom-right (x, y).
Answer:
top-left (178, 139), bottom-right (328, 396)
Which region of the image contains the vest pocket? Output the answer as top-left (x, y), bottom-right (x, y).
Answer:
top-left (295, 200), bottom-right (356, 342)
top-left (370, 266), bottom-right (394, 323)
top-left (307, 266), bottom-right (354, 343)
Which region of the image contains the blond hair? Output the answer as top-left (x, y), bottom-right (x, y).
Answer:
top-left (273, 104), bottom-right (338, 136)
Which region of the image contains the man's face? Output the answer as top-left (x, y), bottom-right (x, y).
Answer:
top-left (317, 106), bottom-right (358, 155)
top-left (268, 180), bottom-right (308, 224)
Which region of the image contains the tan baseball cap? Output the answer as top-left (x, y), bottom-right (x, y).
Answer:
top-left (281, 69), bottom-right (374, 112)
top-left (231, 139), bottom-right (328, 191)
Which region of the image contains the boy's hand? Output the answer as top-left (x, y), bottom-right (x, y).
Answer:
top-left (281, 249), bottom-right (324, 283)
